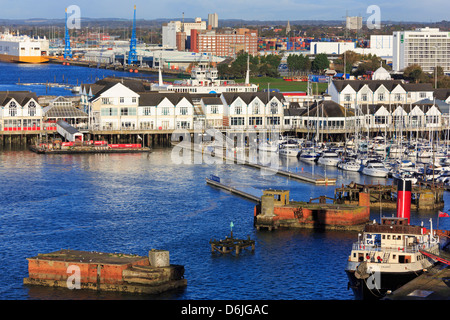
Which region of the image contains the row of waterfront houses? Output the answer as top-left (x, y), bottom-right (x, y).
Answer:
top-left (0, 77), bottom-right (450, 137)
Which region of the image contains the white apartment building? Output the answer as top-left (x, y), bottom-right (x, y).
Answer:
top-left (327, 78), bottom-right (434, 110)
top-left (393, 27), bottom-right (450, 73)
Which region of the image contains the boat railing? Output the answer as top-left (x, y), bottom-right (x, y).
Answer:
top-left (352, 242), bottom-right (437, 254)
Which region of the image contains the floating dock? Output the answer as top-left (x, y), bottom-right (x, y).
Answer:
top-left (175, 143), bottom-right (335, 185)
top-left (254, 189), bottom-right (371, 231)
top-left (206, 176), bottom-right (261, 203)
top-left (23, 249), bottom-right (187, 295)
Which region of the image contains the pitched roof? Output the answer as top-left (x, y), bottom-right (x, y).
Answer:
top-left (331, 80), bottom-right (433, 93)
top-left (138, 92), bottom-right (194, 106)
top-left (434, 88), bottom-right (450, 101)
top-left (300, 100), bottom-right (355, 117)
top-left (221, 92), bottom-right (285, 105)
top-left (0, 91), bottom-right (39, 106)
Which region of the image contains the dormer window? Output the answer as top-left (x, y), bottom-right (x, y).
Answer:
top-left (29, 101), bottom-right (36, 116)
top-left (9, 101), bottom-right (17, 116)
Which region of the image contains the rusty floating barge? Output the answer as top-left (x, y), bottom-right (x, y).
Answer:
top-left (335, 181), bottom-right (444, 210)
top-left (23, 249), bottom-right (186, 295)
top-left (254, 189), bottom-right (371, 231)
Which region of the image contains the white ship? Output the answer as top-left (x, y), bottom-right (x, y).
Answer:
top-left (0, 30), bottom-right (49, 64)
top-left (345, 180), bottom-right (442, 300)
top-left (151, 58), bottom-right (258, 94)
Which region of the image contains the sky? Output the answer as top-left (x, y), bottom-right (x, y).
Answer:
top-left (1, 0), bottom-right (449, 22)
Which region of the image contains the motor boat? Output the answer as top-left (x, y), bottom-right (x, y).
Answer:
top-left (278, 143), bottom-right (301, 158)
top-left (299, 148), bottom-right (319, 162)
top-left (362, 161), bottom-right (389, 177)
top-left (338, 159), bottom-right (361, 172)
top-left (317, 151), bottom-right (341, 166)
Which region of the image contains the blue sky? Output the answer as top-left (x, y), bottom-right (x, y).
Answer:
top-left (1, 0), bottom-right (448, 22)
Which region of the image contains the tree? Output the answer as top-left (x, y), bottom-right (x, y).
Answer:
top-left (312, 54), bottom-right (329, 73)
top-left (403, 64), bottom-right (425, 83)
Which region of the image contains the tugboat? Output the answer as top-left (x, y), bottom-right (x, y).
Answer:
top-left (345, 179), bottom-right (440, 300)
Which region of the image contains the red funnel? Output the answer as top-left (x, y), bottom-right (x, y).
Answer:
top-left (397, 179), bottom-right (412, 224)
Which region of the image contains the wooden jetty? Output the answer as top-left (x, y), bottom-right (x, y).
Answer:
top-left (205, 176), bottom-right (261, 203)
top-left (210, 232), bottom-right (255, 255)
top-left (335, 181), bottom-right (444, 210)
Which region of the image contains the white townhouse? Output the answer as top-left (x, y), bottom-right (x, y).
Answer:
top-left (359, 103), bottom-right (442, 131)
top-left (327, 78), bottom-right (434, 111)
top-left (201, 96), bottom-right (225, 128)
top-left (220, 92), bottom-right (286, 129)
top-left (0, 91), bottom-right (43, 131)
top-left (138, 93), bottom-right (195, 130)
top-left (88, 82), bottom-right (141, 130)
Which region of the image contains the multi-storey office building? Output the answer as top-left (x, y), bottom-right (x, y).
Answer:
top-left (393, 27), bottom-right (450, 73)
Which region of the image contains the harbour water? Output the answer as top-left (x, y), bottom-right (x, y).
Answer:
top-left (0, 148), bottom-right (449, 300)
top-left (0, 62), bottom-right (449, 300)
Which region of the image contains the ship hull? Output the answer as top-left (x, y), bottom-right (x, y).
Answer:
top-left (346, 269), bottom-right (422, 300)
top-left (0, 54), bottom-right (49, 64)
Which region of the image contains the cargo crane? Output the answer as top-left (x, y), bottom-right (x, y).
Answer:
top-left (128, 5), bottom-right (138, 65)
top-left (64, 8), bottom-right (72, 59)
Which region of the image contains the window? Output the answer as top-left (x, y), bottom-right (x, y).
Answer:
top-left (9, 101), bottom-right (17, 117)
top-left (395, 94), bottom-right (402, 101)
top-left (162, 107), bottom-right (170, 116)
top-left (270, 101), bottom-right (278, 114)
top-left (253, 102), bottom-right (260, 114)
top-left (143, 107), bottom-right (151, 116)
top-left (132, 97), bottom-right (137, 104)
top-left (121, 107), bottom-right (137, 116)
top-left (28, 101), bottom-right (36, 116)
top-left (102, 98), bottom-right (111, 105)
top-left (211, 105), bottom-right (219, 114)
top-left (378, 93), bottom-right (384, 101)
top-left (231, 117), bottom-right (245, 126)
top-left (235, 105), bottom-right (242, 115)
top-left (267, 117), bottom-right (280, 125)
top-left (101, 107), bottom-right (118, 116)
top-left (361, 94), bottom-right (368, 102)
top-left (179, 106), bottom-right (188, 115)
top-left (249, 117), bottom-right (262, 126)
top-left (120, 97), bottom-right (125, 104)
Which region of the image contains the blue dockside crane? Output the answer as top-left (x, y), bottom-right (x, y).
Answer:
top-left (64, 8), bottom-right (72, 59)
top-left (128, 5), bottom-right (138, 65)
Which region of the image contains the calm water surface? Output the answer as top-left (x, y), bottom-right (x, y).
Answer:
top-left (0, 148), bottom-right (448, 300)
top-left (0, 62), bottom-right (449, 300)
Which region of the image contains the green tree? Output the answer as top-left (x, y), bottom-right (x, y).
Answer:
top-left (312, 54), bottom-right (329, 73)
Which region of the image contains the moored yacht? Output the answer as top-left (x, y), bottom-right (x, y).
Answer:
top-left (278, 143), bottom-right (301, 158)
top-left (299, 148), bottom-right (319, 162)
top-left (317, 151), bottom-right (340, 166)
top-left (338, 159), bottom-right (361, 172)
top-left (362, 161), bottom-right (389, 178)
